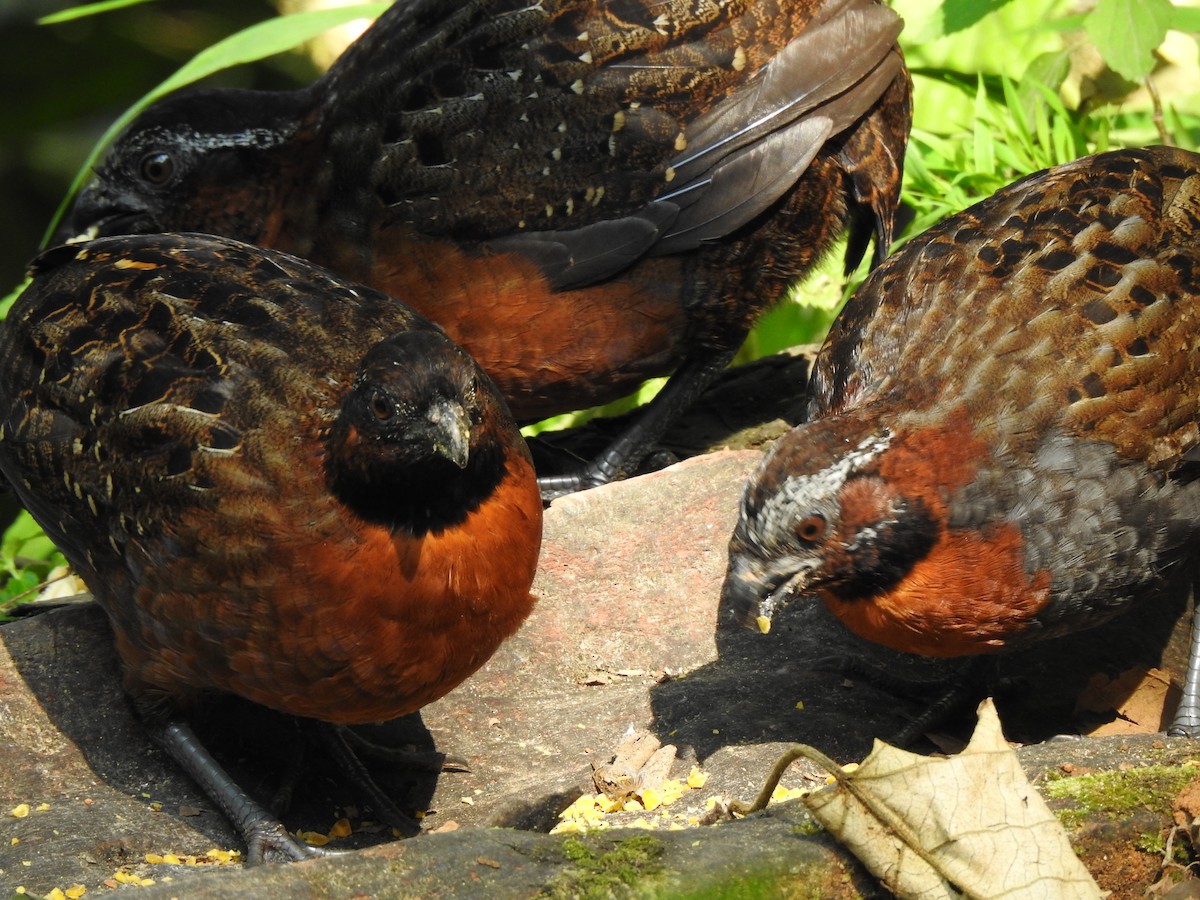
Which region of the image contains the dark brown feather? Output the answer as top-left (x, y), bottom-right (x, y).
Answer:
top-left (64, 0), bottom-right (911, 448)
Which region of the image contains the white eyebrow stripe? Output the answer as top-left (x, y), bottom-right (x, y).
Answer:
top-left (755, 430), bottom-right (892, 540)
top-left (139, 125), bottom-right (291, 153)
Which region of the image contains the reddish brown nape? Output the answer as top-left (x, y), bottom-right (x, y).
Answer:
top-left (876, 411), bottom-right (986, 522)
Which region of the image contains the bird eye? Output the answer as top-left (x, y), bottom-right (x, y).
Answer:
top-left (138, 151), bottom-right (175, 186)
top-left (795, 514), bottom-right (826, 543)
top-left (367, 389), bottom-right (394, 421)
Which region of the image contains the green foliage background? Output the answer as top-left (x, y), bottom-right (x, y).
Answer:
top-left (0, 0), bottom-right (1197, 611)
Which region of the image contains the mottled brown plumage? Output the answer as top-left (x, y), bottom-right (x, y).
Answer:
top-left (63, 0), bottom-right (911, 491)
top-left (722, 146), bottom-right (1200, 734)
top-left (0, 232), bottom-right (543, 860)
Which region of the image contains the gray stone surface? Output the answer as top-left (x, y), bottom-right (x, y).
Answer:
top-left (2, 351), bottom-right (1197, 897)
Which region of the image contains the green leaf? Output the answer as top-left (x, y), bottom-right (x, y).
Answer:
top-left (940, 0), bottom-right (1016, 36)
top-left (1084, 0), bottom-right (1171, 81)
top-left (0, 277), bottom-right (30, 321)
top-left (153, 3), bottom-right (388, 87)
top-left (1022, 50), bottom-right (1071, 97)
top-left (1001, 75), bottom-right (1036, 163)
top-left (1168, 8), bottom-right (1200, 32)
top-left (971, 80), bottom-right (997, 177)
top-left (1, 570), bottom-right (41, 605)
top-left (1040, 14), bottom-right (1087, 33)
top-left (1, 510), bottom-right (62, 575)
top-left (43, 2), bottom-right (390, 247)
top-left (38, 0), bottom-right (157, 25)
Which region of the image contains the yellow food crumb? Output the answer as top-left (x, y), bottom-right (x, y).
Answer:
top-left (65, 886), bottom-right (87, 899)
top-left (46, 889), bottom-right (66, 900)
top-left (770, 785), bottom-right (807, 803)
top-left (11, 837), bottom-right (18, 845)
top-left (658, 779), bottom-right (686, 805)
top-left (595, 794), bottom-right (622, 814)
top-left (35, 803), bottom-right (51, 812)
top-left (794, 700), bottom-right (805, 711)
top-left (295, 818), bottom-right (356, 845)
top-left (820, 762), bottom-right (859, 785)
top-left (552, 768), bottom-right (717, 833)
top-left (10, 803), bottom-right (30, 818)
top-left (755, 615), bottom-right (771, 634)
top-left (112, 868), bottom-right (155, 886)
top-left (550, 794), bottom-right (605, 833)
top-left (144, 848), bottom-right (241, 867)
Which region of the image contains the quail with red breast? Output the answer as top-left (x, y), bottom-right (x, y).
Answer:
top-left (722, 146), bottom-right (1200, 736)
top-left (0, 232), bottom-right (543, 861)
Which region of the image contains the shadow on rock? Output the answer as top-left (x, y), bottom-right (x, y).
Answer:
top-left (651, 556), bottom-right (1194, 768)
top-left (1, 604), bottom-right (444, 852)
top-left (649, 587), bottom-right (962, 764)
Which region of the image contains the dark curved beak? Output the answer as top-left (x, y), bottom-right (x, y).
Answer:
top-left (721, 534), bottom-right (822, 636)
top-left (721, 552), bottom-right (789, 633)
top-left (52, 181), bottom-right (153, 246)
top-left (428, 399), bottom-right (471, 469)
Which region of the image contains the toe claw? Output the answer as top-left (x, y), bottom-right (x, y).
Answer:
top-left (247, 821), bottom-right (339, 865)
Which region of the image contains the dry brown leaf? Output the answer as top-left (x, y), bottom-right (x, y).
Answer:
top-left (1075, 667), bottom-right (1178, 735)
top-left (801, 699), bottom-right (1101, 900)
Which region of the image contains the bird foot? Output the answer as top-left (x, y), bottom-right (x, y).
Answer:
top-left (1167, 713), bottom-right (1200, 738)
top-left (246, 820), bottom-right (340, 865)
top-left (538, 466), bottom-right (608, 502)
top-left (315, 723), bottom-right (426, 838)
top-left (536, 445), bottom-right (680, 501)
top-left (339, 726), bottom-right (469, 773)
top-left (812, 654), bottom-right (976, 699)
